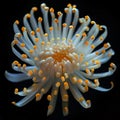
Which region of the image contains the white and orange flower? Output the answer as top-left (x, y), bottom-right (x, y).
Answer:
top-left (5, 3), bottom-right (116, 116)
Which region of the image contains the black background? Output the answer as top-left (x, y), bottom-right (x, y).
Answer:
top-left (0, 0), bottom-right (120, 120)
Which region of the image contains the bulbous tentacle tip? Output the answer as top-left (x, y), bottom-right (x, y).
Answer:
top-left (47, 105), bottom-right (54, 116)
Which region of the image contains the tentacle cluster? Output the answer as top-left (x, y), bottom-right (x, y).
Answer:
top-left (5, 3), bottom-right (116, 116)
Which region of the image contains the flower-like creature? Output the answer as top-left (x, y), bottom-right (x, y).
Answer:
top-left (5, 3), bottom-right (116, 116)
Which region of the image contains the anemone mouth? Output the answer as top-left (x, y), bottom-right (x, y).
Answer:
top-left (36, 42), bottom-right (80, 75)
top-left (37, 41), bottom-right (75, 63)
top-left (50, 42), bottom-right (75, 63)
top-left (5, 2), bottom-right (116, 117)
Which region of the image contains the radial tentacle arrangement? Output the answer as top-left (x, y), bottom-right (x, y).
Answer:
top-left (5, 3), bottom-right (116, 116)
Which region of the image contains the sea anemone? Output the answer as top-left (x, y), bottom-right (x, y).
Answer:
top-left (5, 3), bottom-right (116, 116)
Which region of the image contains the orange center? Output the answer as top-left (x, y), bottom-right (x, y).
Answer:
top-left (52, 49), bottom-right (71, 62)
